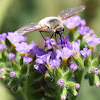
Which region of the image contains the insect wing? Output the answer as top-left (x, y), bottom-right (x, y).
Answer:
top-left (14, 22), bottom-right (42, 35)
top-left (58, 6), bottom-right (85, 21)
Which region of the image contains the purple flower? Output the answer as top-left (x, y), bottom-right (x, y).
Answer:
top-left (7, 85), bottom-right (11, 89)
top-left (45, 37), bottom-right (56, 49)
top-left (75, 83), bottom-right (80, 89)
top-left (34, 64), bottom-right (47, 74)
top-left (49, 59), bottom-right (61, 68)
top-left (70, 64), bottom-right (78, 71)
top-left (93, 68), bottom-right (99, 74)
top-left (15, 42), bottom-right (33, 54)
top-left (51, 51), bottom-right (56, 59)
top-left (0, 33), bottom-right (7, 43)
top-left (7, 53), bottom-right (15, 61)
top-left (35, 53), bottom-right (51, 64)
top-left (7, 32), bottom-right (28, 44)
top-left (80, 48), bottom-right (92, 57)
top-left (57, 35), bottom-right (69, 47)
top-left (0, 68), bottom-right (5, 74)
top-left (57, 80), bottom-right (64, 86)
top-left (23, 56), bottom-right (33, 64)
top-left (10, 71), bottom-right (16, 77)
top-left (30, 41), bottom-right (46, 56)
top-left (0, 44), bottom-right (6, 51)
top-left (63, 16), bottom-right (81, 29)
top-left (80, 19), bottom-right (86, 26)
top-left (84, 35), bottom-right (100, 50)
top-left (56, 47), bottom-right (73, 60)
top-left (78, 26), bottom-right (89, 35)
top-left (70, 40), bottom-right (80, 53)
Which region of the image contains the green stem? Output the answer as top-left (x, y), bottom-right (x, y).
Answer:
top-left (71, 70), bottom-right (84, 100)
top-left (24, 65), bottom-right (30, 100)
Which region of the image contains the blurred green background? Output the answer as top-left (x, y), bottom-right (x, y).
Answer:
top-left (0, 0), bottom-right (100, 100)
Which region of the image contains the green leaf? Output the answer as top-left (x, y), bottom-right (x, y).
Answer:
top-left (91, 58), bottom-right (99, 67)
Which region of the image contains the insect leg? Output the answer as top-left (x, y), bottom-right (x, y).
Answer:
top-left (51, 33), bottom-right (54, 38)
top-left (55, 33), bottom-right (57, 42)
top-left (40, 32), bottom-right (46, 41)
top-left (60, 34), bottom-right (63, 48)
top-left (40, 32), bottom-right (46, 49)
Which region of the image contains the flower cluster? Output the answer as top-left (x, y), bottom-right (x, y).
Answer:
top-left (0, 16), bottom-right (100, 100)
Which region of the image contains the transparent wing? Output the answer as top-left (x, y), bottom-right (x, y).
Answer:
top-left (58, 6), bottom-right (85, 21)
top-left (14, 22), bottom-right (42, 35)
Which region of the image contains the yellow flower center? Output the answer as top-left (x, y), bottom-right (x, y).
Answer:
top-left (89, 45), bottom-right (94, 50)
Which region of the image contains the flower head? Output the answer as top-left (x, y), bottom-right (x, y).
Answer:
top-left (23, 56), bottom-right (33, 64)
top-left (10, 71), bottom-right (16, 77)
top-left (70, 64), bottom-right (78, 71)
top-left (7, 53), bottom-right (15, 61)
top-left (57, 80), bottom-right (64, 86)
top-left (80, 48), bottom-right (92, 57)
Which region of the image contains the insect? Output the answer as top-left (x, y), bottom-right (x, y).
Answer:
top-left (14, 6), bottom-right (85, 40)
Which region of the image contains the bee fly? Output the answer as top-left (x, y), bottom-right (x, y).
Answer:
top-left (14, 6), bottom-right (85, 41)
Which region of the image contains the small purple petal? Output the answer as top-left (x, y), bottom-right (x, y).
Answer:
top-left (7, 53), bottom-right (15, 61)
top-left (80, 47), bottom-right (92, 57)
top-left (70, 64), bottom-right (78, 71)
top-left (56, 47), bottom-right (73, 60)
top-left (34, 64), bottom-right (47, 74)
top-left (0, 68), bottom-right (5, 74)
top-left (23, 56), bottom-right (33, 64)
top-left (10, 71), bottom-right (16, 77)
top-left (75, 83), bottom-right (80, 89)
top-left (0, 33), bottom-right (7, 42)
top-left (57, 80), bottom-right (64, 86)
top-left (35, 53), bottom-right (51, 64)
top-left (0, 44), bottom-right (6, 51)
top-left (63, 16), bottom-right (81, 29)
top-left (49, 59), bottom-right (61, 68)
top-left (15, 42), bottom-right (33, 54)
top-left (93, 68), bottom-right (99, 74)
top-left (80, 19), bottom-right (86, 26)
top-left (96, 83), bottom-right (100, 87)
top-left (7, 32), bottom-right (28, 44)
top-left (45, 37), bottom-right (56, 49)
top-left (30, 41), bottom-right (46, 56)
top-left (78, 26), bottom-right (89, 35)
top-left (84, 35), bottom-right (100, 48)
